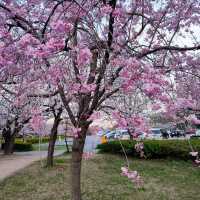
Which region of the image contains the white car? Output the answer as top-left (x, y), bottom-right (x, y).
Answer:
top-left (147, 128), bottom-right (162, 139)
top-left (196, 129), bottom-right (200, 136)
top-left (97, 130), bottom-right (110, 137)
top-left (137, 132), bottom-right (148, 139)
top-left (114, 129), bottom-right (130, 140)
top-left (104, 131), bottom-right (116, 140)
top-left (190, 129), bottom-right (200, 139)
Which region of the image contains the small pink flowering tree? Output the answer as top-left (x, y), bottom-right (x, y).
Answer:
top-left (163, 70), bottom-right (200, 129)
top-left (1, 1), bottom-right (200, 199)
top-left (0, 84), bottom-right (31, 154)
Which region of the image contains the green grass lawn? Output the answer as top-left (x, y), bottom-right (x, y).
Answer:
top-left (0, 154), bottom-right (200, 200)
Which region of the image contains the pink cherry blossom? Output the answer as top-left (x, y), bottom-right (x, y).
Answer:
top-left (151, 104), bottom-right (162, 111)
top-left (51, 20), bottom-right (72, 33)
top-left (135, 142), bottom-right (145, 158)
top-left (77, 47), bottom-right (92, 67)
top-left (187, 116), bottom-right (200, 125)
top-left (88, 111), bottom-right (101, 121)
top-left (121, 166), bottom-right (144, 188)
top-left (189, 152), bottom-right (198, 157)
top-left (30, 108), bottom-right (45, 133)
top-left (71, 127), bottom-right (82, 138)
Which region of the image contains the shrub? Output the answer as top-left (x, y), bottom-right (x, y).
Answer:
top-left (26, 137), bottom-right (50, 144)
top-left (96, 139), bottom-right (200, 160)
top-left (15, 137), bottom-right (50, 144)
top-left (15, 135), bottom-right (66, 144)
top-left (14, 141), bottom-right (33, 152)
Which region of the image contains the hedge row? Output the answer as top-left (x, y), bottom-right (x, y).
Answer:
top-left (19, 135), bottom-right (65, 144)
top-left (15, 137), bottom-right (50, 144)
top-left (96, 139), bottom-right (200, 160)
top-left (14, 141), bottom-right (33, 151)
top-left (26, 137), bottom-right (50, 144)
top-left (1, 142), bottom-right (33, 152)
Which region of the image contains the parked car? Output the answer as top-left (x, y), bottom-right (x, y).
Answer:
top-left (120, 131), bottom-right (130, 140)
top-left (147, 128), bottom-right (163, 139)
top-left (196, 129), bottom-right (200, 136)
top-left (190, 129), bottom-right (200, 139)
top-left (179, 129), bottom-right (186, 137)
top-left (190, 135), bottom-right (200, 139)
top-left (160, 129), bottom-right (169, 139)
top-left (104, 131), bottom-right (116, 140)
top-left (97, 130), bottom-right (110, 137)
top-left (102, 129), bottom-right (130, 141)
top-left (114, 129), bottom-right (130, 140)
top-left (170, 129), bottom-right (185, 138)
top-left (137, 132), bottom-right (148, 139)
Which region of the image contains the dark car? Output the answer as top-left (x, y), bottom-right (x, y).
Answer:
top-left (160, 129), bottom-right (169, 139)
top-left (190, 129), bottom-right (200, 139)
top-left (170, 129), bottom-right (185, 138)
top-left (190, 135), bottom-right (200, 139)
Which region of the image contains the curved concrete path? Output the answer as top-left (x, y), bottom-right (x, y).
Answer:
top-left (0, 136), bottom-right (100, 181)
top-left (0, 150), bottom-right (65, 181)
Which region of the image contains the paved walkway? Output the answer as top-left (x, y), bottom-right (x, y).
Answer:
top-left (0, 150), bottom-right (65, 181)
top-left (0, 136), bottom-right (100, 181)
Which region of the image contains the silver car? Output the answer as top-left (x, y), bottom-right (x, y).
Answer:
top-left (147, 128), bottom-right (162, 139)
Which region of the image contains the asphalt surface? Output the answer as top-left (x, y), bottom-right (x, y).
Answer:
top-left (55, 135), bottom-right (101, 152)
top-left (0, 150), bottom-right (65, 181)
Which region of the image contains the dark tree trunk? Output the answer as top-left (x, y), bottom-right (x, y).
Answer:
top-left (4, 135), bottom-right (15, 155)
top-left (127, 128), bottom-right (133, 140)
top-left (64, 135), bottom-right (70, 153)
top-left (46, 108), bottom-right (62, 167)
top-left (46, 125), bottom-right (58, 167)
top-left (71, 127), bottom-right (87, 200)
top-left (2, 117), bottom-right (29, 155)
top-left (2, 126), bottom-right (16, 155)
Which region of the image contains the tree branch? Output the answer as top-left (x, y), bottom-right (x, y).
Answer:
top-left (137, 45), bottom-right (200, 58)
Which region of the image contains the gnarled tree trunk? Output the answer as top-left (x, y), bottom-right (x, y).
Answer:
top-left (2, 117), bottom-right (30, 155)
top-left (2, 124), bottom-right (16, 155)
top-left (46, 107), bottom-right (62, 167)
top-left (46, 123), bottom-right (58, 167)
top-left (3, 133), bottom-right (15, 155)
top-left (71, 126), bottom-right (87, 200)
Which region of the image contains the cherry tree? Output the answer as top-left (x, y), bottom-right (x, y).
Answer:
top-left (0, 84), bottom-right (31, 154)
top-left (161, 64), bottom-right (200, 129)
top-left (1, 1), bottom-right (200, 199)
top-left (106, 89), bottom-right (150, 138)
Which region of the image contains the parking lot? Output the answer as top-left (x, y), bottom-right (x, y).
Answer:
top-left (98, 128), bottom-right (200, 143)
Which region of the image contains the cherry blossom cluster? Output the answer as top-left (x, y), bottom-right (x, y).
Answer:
top-left (30, 107), bottom-right (45, 133)
top-left (121, 167), bottom-right (144, 189)
top-left (112, 111), bottom-right (149, 134)
top-left (189, 152), bottom-right (200, 166)
top-left (135, 142), bottom-right (145, 158)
